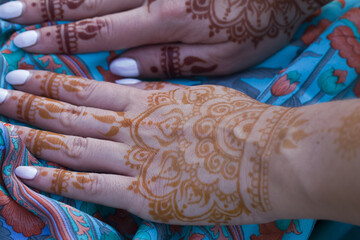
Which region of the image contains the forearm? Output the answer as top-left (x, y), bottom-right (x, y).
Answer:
top-left (273, 99), bottom-right (360, 224)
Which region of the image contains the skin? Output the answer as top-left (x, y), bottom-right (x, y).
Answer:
top-left (1, 70), bottom-right (360, 226)
top-left (4, 0), bottom-right (331, 77)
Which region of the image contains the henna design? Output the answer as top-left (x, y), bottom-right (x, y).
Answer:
top-left (185, 0), bottom-right (326, 46)
top-left (330, 107), bottom-right (360, 161)
top-left (16, 94), bottom-right (66, 123)
top-left (16, 93), bottom-right (86, 125)
top-left (92, 86), bottom-right (305, 223)
top-left (24, 129), bottom-right (69, 156)
top-left (39, 0), bottom-right (85, 21)
top-left (50, 169), bottom-right (93, 194)
top-left (39, 73), bottom-right (90, 99)
top-left (56, 19), bottom-right (106, 54)
top-left (160, 46), bottom-right (218, 77)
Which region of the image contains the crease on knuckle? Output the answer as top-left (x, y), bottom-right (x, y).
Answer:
top-left (83, 0), bottom-right (103, 14)
top-left (97, 17), bottom-right (113, 41)
top-left (75, 81), bottom-right (99, 103)
top-left (59, 105), bottom-right (87, 131)
top-left (64, 137), bottom-right (88, 162)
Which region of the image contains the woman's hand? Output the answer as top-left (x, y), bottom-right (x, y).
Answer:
top-left (0, 70), bottom-right (313, 225)
top-left (0, 0), bottom-right (330, 78)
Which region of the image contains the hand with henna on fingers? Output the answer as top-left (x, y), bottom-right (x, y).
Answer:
top-left (0, 0), bottom-right (331, 78)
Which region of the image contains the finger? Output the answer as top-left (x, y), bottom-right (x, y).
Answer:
top-left (0, 0), bottom-right (144, 24)
top-left (110, 43), bottom-right (244, 78)
top-left (0, 89), bottom-right (131, 141)
top-left (13, 8), bottom-right (165, 54)
top-left (15, 166), bottom-right (139, 212)
top-left (12, 124), bottom-right (136, 176)
top-left (115, 80), bottom-right (184, 91)
top-left (5, 70), bottom-right (142, 111)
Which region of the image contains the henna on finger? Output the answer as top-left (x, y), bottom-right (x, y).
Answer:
top-left (39, 72), bottom-right (91, 99)
top-left (54, 19), bottom-right (106, 54)
top-left (48, 169), bottom-right (94, 194)
top-left (37, 0), bottom-right (85, 21)
top-left (156, 46), bottom-right (218, 78)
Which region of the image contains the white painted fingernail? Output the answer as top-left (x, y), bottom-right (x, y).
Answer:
top-left (14, 31), bottom-right (39, 48)
top-left (0, 88), bottom-right (8, 104)
top-left (15, 166), bottom-right (38, 180)
top-left (0, 1), bottom-right (24, 20)
top-left (115, 78), bottom-right (142, 85)
top-left (6, 70), bottom-right (30, 85)
top-left (110, 58), bottom-right (140, 77)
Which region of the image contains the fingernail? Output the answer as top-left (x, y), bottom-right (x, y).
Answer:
top-left (110, 58), bottom-right (140, 77)
top-left (15, 166), bottom-right (37, 180)
top-left (6, 70), bottom-right (30, 85)
top-left (0, 1), bottom-right (24, 20)
top-left (0, 88), bottom-right (8, 104)
top-left (115, 78), bottom-right (142, 85)
top-left (14, 30), bottom-right (39, 48)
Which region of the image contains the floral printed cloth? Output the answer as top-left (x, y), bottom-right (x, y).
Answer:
top-left (0, 0), bottom-right (359, 239)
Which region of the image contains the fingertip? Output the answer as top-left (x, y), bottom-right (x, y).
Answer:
top-left (110, 58), bottom-right (140, 77)
top-left (6, 70), bottom-right (31, 86)
top-left (15, 166), bottom-right (38, 180)
top-left (0, 1), bottom-right (25, 20)
top-left (115, 78), bottom-right (142, 85)
top-left (13, 30), bottom-right (39, 48)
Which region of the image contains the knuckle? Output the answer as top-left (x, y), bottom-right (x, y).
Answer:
top-left (64, 137), bottom-right (88, 160)
top-left (75, 80), bottom-right (99, 103)
top-left (156, 1), bottom-right (186, 22)
top-left (81, 174), bottom-right (102, 196)
top-left (96, 17), bottom-right (113, 41)
top-left (59, 105), bottom-right (87, 130)
top-left (83, 0), bottom-right (103, 14)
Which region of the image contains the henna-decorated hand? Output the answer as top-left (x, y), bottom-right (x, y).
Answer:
top-left (0, 70), bottom-right (315, 225)
top-left (0, 0), bottom-right (331, 78)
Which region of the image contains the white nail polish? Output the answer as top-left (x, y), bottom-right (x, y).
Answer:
top-left (6, 70), bottom-right (30, 85)
top-left (14, 31), bottom-right (39, 48)
top-left (0, 88), bottom-right (8, 104)
top-left (110, 58), bottom-right (140, 77)
top-left (0, 1), bottom-right (24, 20)
top-left (15, 166), bottom-right (37, 180)
top-left (115, 78), bottom-right (142, 85)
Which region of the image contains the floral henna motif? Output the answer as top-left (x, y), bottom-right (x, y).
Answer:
top-left (39, 0), bottom-right (85, 21)
top-left (185, 0), bottom-right (324, 46)
top-left (160, 46), bottom-right (218, 77)
top-left (39, 73), bottom-right (91, 99)
top-left (92, 86), bottom-right (304, 223)
top-left (55, 19), bottom-right (106, 54)
top-left (23, 129), bottom-right (69, 157)
top-left (50, 169), bottom-right (94, 194)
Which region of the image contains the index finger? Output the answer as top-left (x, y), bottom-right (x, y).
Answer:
top-left (0, 0), bottom-right (144, 24)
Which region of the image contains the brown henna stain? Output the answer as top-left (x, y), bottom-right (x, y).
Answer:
top-left (40, 0), bottom-right (85, 21)
top-left (50, 170), bottom-right (93, 194)
top-left (40, 72), bottom-right (91, 99)
top-left (41, 171), bottom-right (48, 177)
top-left (185, 0), bottom-right (325, 47)
top-left (150, 66), bottom-right (159, 73)
top-left (160, 46), bottom-right (218, 77)
top-left (56, 19), bottom-right (105, 54)
top-left (25, 129), bottom-right (69, 156)
top-left (330, 107), bottom-right (360, 161)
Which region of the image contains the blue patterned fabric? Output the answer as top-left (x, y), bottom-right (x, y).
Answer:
top-left (0, 0), bottom-right (358, 239)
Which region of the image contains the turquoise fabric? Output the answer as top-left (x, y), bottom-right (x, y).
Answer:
top-left (0, 0), bottom-right (358, 239)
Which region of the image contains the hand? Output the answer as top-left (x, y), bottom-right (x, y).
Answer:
top-left (0, 70), bottom-right (312, 225)
top-left (0, 0), bottom-right (330, 78)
